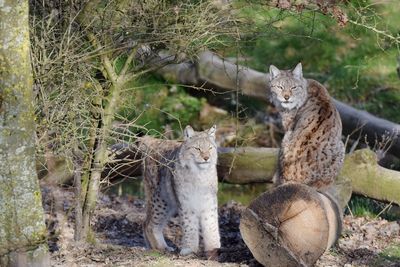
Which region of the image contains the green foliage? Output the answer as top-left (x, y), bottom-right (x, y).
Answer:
top-left (162, 88), bottom-right (205, 131)
top-left (114, 55), bottom-right (128, 75)
top-left (346, 195), bottom-right (400, 220)
top-left (233, 1), bottom-right (400, 122)
top-left (347, 195), bottom-right (377, 218)
top-left (374, 244), bottom-right (400, 266)
top-left (218, 183), bottom-right (272, 206)
top-left (378, 244), bottom-right (400, 262)
top-left (106, 178), bottom-right (144, 198)
top-left (118, 75), bottom-right (205, 138)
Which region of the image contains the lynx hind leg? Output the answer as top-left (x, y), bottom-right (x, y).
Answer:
top-left (143, 192), bottom-right (175, 252)
top-left (179, 210), bottom-right (200, 256)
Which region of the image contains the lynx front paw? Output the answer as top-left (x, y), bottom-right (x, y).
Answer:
top-left (180, 247), bottom-right (194, 256)
top-left (165, 246), bottom-right (175, 253)
top-left (206, 248), bottom-right (219, 261)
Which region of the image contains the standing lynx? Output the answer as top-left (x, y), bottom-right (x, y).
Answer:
top-left (142, 125), bottom-right (220, 258)
top-left (268, 63), bottom-right (345, 190)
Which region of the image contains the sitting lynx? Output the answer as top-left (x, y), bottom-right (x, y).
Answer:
top-left (268, 63), bottom-right (345, 190)
top-left (142, 125), bottom-right (220, 258)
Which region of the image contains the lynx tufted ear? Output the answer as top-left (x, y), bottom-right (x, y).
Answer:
top-left (208, 125), bottom-right (217, 139)
top-left (292, 62), bottom-right (303, 79)
top-left (183, 125), bottom-right (195, 140)
top-left (269, 65), bottom-right (281, 80)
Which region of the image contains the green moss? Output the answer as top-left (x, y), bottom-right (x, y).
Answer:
top-left (86, 228), bottom-right (97, 245)
top-left (33, 190), bottom-right (41, 202)
top-left (0, 0), bottom-right (48, 255)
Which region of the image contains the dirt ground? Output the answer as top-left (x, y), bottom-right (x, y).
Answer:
top-left (43, 185), bottom-right (400, 267)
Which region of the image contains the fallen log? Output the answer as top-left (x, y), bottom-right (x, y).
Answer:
top-left (217, 147), bottom-right (278, 184)
top-left (240, 183), bottom-right (342, 267)
top-left (104, 145), bottom-right (400, 207)
top-left (217, 147), bottom-right (352, 210)
top-left (341, 149), bottom-right (400, 205)
top-left (157, 51), bottom-right (400, 158)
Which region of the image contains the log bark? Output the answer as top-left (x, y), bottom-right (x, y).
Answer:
top-left (217, 147), bottom-right (278, 184)
top-left (105, 145), bottom-right (399, 207)
top-left (0, 1), bottom-right (50, 265)
top-left (341, 149), bottom-right (400, 205)
top-left (156, 51), bottom-right (400, 158)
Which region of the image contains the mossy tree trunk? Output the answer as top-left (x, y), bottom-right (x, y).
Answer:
top-left (0, 0), bottom-right (50, 266)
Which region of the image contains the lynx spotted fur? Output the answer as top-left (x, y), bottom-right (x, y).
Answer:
top-left (142, 125), bottom-right (220, 257)
top-left (269, 63), bottom-right (345, 190)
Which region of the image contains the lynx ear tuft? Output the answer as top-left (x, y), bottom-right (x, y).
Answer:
top-left (292, 62), bottom-right (303, 79)
top-left (208, 125), bottom-right (217, 138)
top-left (269, 65), bottom-right (281, 80)
top-left (183, 125), bottom-right (195, 140)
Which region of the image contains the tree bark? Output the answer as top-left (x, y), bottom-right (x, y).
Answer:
top-left (76, 35), bottom-right (127, 241)
top-left (76, 5), bottom-right (140, 240)
top-left (156, 50), bottom-right (400, 158)
top-left (0, 0), bottom-right (50, 266)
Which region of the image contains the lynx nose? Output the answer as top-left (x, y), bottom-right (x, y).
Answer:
top-left (203, 155), bottom-right (209, 161)
top-left (284, 95), bottom-right (290, 100)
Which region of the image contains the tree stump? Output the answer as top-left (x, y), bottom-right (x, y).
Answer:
top-left (240, 184), bottom-right (342, 267)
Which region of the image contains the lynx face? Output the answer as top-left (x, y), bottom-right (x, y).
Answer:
top-left (269, 63), bottom-right (308, 110)
top-left (180, 125), bottom-right (217, 169)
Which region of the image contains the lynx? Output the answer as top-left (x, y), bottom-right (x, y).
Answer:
top-left (141, 125), bottom-right (220, 258)
top-left (268, 63), bottom-right (345, 190)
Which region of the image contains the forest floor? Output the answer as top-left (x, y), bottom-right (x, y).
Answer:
top-left (42, 184), bottom-right (400, 267)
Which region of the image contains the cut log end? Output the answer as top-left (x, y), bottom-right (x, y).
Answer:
top-left (240, 183), bottom-right (342, 267)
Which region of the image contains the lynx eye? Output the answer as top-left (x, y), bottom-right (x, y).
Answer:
top-left (291, 86), bottom-right (299, 90)
top-left (273, 85), bottom-right (283, 91)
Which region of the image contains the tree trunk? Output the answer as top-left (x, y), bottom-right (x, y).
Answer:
top-left (0, 1), bottom-right (50, 266)
top-left (156, 50), bottom-right (400, 158)
top-left (76, 3), bottom-right (138, 240)
top-left (77, 47), bottom-right (125, 242)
